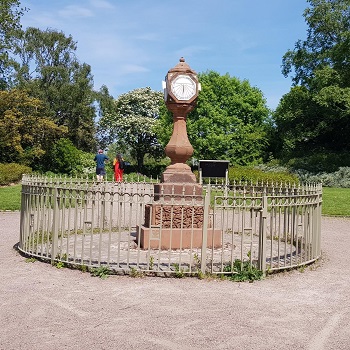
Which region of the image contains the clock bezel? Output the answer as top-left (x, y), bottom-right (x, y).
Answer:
top-left (166, 72), bottom-right (198, 104)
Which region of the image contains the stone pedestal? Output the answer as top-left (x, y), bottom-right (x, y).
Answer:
top-left (137, 226), bottom-right (221, 250)
top-left (136, 197), bottom-right (222, 249)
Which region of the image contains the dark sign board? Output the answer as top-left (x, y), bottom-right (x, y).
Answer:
top-left (199, 160), bottom-right (229, 178)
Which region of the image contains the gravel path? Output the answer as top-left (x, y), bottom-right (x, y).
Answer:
top-left (1, 211), bottom-right (349, 350)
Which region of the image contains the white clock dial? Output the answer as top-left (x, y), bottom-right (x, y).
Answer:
top-left (171, 75), bottom-right (196, 101)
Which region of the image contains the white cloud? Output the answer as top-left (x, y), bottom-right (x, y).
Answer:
top-left (89, 0), bottom-right (115, 9)
top-left (59, 5), bottom-right (94, 19)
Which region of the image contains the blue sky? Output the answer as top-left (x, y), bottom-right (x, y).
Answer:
top-left (20, 0), bottom-right (309, 110)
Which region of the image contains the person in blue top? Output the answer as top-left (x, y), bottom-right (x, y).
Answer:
top-left (94, 149), bottom-right (109, 181)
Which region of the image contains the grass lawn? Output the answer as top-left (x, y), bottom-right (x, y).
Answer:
top-left (0, 184), bottom-right (349, 217)
top-left (0, 184), bottom-right (22, 211)
top-left (322, 187), bottom-right (350, 217)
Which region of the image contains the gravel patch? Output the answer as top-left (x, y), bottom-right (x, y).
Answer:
top-left (1, 211), bottom-right (349, 350)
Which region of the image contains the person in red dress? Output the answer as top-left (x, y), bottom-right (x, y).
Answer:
top-left (113, 153), bottom-right (124, 182)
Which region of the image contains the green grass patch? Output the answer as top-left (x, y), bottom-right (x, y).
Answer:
top-left (1, 184), bottom-right (349, 217)
top-left (322, 187), bottom-right (350, 217)
top-left (0, 184), bottom-right (22, 211)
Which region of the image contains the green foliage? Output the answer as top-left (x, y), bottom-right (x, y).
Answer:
top-left (140, 161), bottom-right (168, 179)
top-left (224, 259), bottom-right (263, 282)
top-left (0, 90), bottom-right (68, 167)
top-left (227, 166), bottom-right (299, 184)
top-left (190, 71), bottom-right (270, 165)
top-left (90, 266), bottom-right (111, 279)
top-left (0, 0), bottom-right (26, 89)
top-left (77, 264), bottom-right (88, 273)
top-left (173, 263), bottom-right (185, 278)
top-left (0, 184), bottom-right (21, 211)
top-left (274, 0), bottom-right (350, 170)
top-left (282, 0), bottom-right (350, 87)
top-left (13, 27), bottom-right (97, 151)
top-left (286, 151), bottom-right (350, 174)
top-left (156, 71), bottom-right (271, 167)
top-left (129, 267), bottom-right (144, 278)
top-left (298, 167), bottom-right (350, 188)
top-left (322, 187), bottom-right (350, 216)
top-left (98, 87), bottom-right (164, 171)
top-left (43, 138), bottom-right (95, 176)
top-left (0, 163), bottom-right (31, 185)
top-left (53, 261), bottom-right (66, 269)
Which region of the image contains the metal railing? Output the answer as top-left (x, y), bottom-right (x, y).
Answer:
top-left (19, 174), bottom-right (322, 277)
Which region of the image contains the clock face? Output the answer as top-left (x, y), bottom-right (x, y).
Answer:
top-left (170, 74), bottom-right (196, 101)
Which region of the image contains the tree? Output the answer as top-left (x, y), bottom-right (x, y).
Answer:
top-left (43, 138), bottom-right (95, 175)
top-left (95, 85), bottom-right (116, 149)
top-left (274, 0), bottom-right (350, 171)
top-left (13, 27), bottom-right (97, 151)
top-left (0, 0), bottom-right (26, 89)
top-left (158, 71), bottom-right (270, 166)
top-left (282, 0), bottom-right (350, 87)
top-left (0, 89), bottom-right (67, 167)
top-left (98, 87), bottom-right (164, 170)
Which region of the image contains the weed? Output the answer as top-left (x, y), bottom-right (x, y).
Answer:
top-left (149, 255), bottom-right (154, 270)
top-left (52, 253), bottom-right (68, 269)
top-left (224, 259), bottom-right (263, 282)
top-left (193, 253), bottom-right (200, 266)
top-left (173, 263), bottom-right (185, 278)
top-left (130, 267), bottom-right (144, 278)
top-left (297, 264), bottom-right (306, 273)
top-left (193, 253), bottom-right (205, 279)
top-left (54, 261), bottom-right (65, 269)
top-left (90, 266), bottom-right (111, 279)
top-left (196, 269), bottom-right (204, 279)
top-left (25, 257), bottom-right (36, 263)
top-left (225, 228), bottom-right (233, 235)
top-left (76, 264), bottom-right (88, 273)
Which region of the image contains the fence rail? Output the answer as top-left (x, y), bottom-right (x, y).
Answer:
top-left (19, 175), bottom-right (322, 277)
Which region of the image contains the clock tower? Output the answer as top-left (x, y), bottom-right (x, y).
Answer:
top-left (137, 58), bottom-right (221, 250)
top-left (161, 57), bottom-right (201, 184)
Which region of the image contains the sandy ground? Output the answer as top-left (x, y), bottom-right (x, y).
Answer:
top-left (0, 211), bottom-right (349, 350)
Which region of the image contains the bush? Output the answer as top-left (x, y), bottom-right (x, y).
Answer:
top-left (0, 163), bottom-right (32, 185)
top-left (43, 139), bottom-right (95, 176)
top-left (297, 167), bottom-right (350, 188)
top-left (228, 166), bottom-right (299, 184)
top-left (286, 152), bottom-right (350, 173)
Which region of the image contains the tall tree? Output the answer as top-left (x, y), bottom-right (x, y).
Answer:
top-left (95, 85), bottom-right (116, 149)
top-left (157, 71), bottom-right (270, 166)
top-left (0, 89), bottom-right (67, 166)
top-left (13, 27), bottom-right (97, 151)
top-left (274, 0), bottom-right (350, 171)
top-left (282, 0), bottom-right (350, 87)
top-left (98, 87), bottom-right (164, 170)
top-left (0, 0), bottom-right (26, 89)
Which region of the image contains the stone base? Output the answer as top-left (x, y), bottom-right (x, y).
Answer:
top-left (136, 226), bottom-right (222, 250)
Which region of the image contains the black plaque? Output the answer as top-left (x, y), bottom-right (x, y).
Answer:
top-left (199, 160), bottom-right (229, 178)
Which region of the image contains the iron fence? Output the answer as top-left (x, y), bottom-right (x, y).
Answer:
top-left (19, 175), bottom-right (322, 277)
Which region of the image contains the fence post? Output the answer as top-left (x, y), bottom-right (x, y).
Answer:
top-left (51, 187), bottom-right (59, 264)
top-left (19, 182), bottom-right (28, 251)
top-left (201, 185), bottom-right (211, 274)
top-left (258, 191), bottom-right (267, 275)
